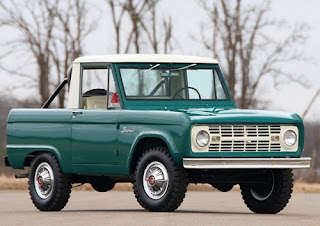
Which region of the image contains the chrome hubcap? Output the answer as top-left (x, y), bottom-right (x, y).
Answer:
top-left (34, 162), bottom-right (54, 199)
top-left (250, 170), bottom-right (275, 201)
top-left (143, 161), bottom-right (169, 200)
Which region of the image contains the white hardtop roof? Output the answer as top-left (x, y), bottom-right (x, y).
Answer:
top-left (74, 54), bottom-right (219, 64)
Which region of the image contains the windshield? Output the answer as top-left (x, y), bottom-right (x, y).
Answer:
top-left (119, 64), bottom-right (229, 100)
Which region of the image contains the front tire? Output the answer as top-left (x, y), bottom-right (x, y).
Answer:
top-left (240, 169), bottom-right (293, 214)
top-left (133, 147), bottom-right (187, 212)
top-left (28, 153), bottom-right (71, 211)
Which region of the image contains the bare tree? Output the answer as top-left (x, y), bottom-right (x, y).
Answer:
top-left (51, 0), bottom-right (97, 108)
top-left (136, 0), bottom-right (162, 53)
top-left (162, 17), bottom-right (173, 54)
top-left (199, 0), bottom-right (308, 108)
top-left (0, 0), bottom-right (97, 107)
top-left (139, 0), bottom-right (174, 53)
top-left (107, 0), bottom-right (126, 54)
top-left (302, 88), bottom-right (320, 120)
top-left (106, 0), bottom-right (175, 95)
top-left (122, 0), bottom-right (148, 53)
top-left (106, 0), bottom-right (146, 53)
top-left (0, 0), bottom-right (57, 104)
top-left (107, 0), bottom-right (174, 54)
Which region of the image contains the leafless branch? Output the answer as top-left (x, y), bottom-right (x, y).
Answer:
top-left (302, 88), bottom-right (320, 119)
top-left (198, 0), bottom-right (309, 109)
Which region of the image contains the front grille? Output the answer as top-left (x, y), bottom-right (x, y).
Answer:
top-left (208, 125), bottom-right (281, 152)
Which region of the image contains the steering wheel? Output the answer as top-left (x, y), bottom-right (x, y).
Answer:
top-left (172, 87), bottom-right (201, 99)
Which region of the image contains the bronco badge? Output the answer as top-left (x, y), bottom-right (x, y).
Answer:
top-left (121, 127), bottom-right (135, 133)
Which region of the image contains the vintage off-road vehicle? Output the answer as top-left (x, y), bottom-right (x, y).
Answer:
top-left (4, 55), bottom-right (311, 213)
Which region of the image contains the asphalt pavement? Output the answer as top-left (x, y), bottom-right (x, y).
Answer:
top-left (0, 190), bottom-right (319, 226)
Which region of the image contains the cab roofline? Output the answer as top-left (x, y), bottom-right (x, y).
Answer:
top-left (73, 54), bottom-right (219, 64)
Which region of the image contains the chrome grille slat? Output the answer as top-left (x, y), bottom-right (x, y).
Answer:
top-left (209, 125), bottom-right (281, 152)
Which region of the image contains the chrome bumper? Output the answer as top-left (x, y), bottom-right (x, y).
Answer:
top-left (183, 157), bottom-right (311, 169)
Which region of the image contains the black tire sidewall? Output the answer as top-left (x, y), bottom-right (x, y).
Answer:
top-left (135, 148), bottom-right (183, 210)
top-left (241, 169), bottom-right (293, 213)
top-left (29, 153), bottom-right (61, 209)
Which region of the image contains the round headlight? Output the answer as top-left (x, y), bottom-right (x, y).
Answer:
top-left (284, 130), bottom-right (297, 146)
top-left (196, 130), bottom-right (210, 147)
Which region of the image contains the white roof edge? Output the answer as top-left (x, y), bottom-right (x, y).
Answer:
top-left (73, 54), bottom-right (219, 64)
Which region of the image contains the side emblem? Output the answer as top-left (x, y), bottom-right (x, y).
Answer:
top-left (121, 127), bottom-right (135, 133)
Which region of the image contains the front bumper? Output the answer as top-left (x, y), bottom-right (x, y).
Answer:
top-left (183, 157), bottom-right (311, 169)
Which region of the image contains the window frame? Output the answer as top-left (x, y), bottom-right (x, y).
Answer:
top-left (80, 63), bottom-right (120, 110)
top-left (118, 63), bottom-right (230, 101)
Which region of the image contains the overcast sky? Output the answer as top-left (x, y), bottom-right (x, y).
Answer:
top-left (0, 0), bottom-right (319, 121)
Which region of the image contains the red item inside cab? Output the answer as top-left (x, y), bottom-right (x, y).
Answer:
top-left (111, 92), bottom-right (119, 103)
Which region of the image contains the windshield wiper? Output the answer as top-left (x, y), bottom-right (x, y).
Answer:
top-left (145, 64), bottom-right (160, 72)
top-left (170, 63), bottom-right (197, 71)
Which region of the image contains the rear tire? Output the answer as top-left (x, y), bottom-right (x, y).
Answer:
top-left (240, 169), bottom-right (293, 214)
top-left (28, 153), bottom-right (71, 211)
top-left (133, 147), bottom-right (187, 212)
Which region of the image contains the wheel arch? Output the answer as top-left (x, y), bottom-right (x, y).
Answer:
top-left (24, 150), bottom-right (61, 167)
top-left (127, 133), bottom-right (181, 175)
top-left (7, 145), bottom-right (62, 170)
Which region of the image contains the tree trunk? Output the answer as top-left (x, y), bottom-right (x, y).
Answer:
top-left (38, 56), bottom-right (50, 105)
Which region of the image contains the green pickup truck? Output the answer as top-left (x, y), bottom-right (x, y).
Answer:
top-left (4, 54), bottom-right (311, 213)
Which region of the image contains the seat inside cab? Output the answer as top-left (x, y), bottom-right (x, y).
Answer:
top-left (82, 89), bottom-right (120, 109)
top-left (82, 89), bottom-right (108, 109)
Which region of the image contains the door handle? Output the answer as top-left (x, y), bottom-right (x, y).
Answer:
top-left (72, 110), bottom-right (83, 118)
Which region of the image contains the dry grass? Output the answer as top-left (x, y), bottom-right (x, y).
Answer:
top-left (1, 176), bottom-right (320, 193)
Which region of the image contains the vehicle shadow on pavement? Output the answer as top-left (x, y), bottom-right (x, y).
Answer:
top-left (61, 209), bottom-right (263, 215)
top-left (4, 209), bottom-right (303, 218)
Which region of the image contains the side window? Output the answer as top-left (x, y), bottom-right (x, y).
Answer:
top-left (81, 66), bottom-right (120, 109)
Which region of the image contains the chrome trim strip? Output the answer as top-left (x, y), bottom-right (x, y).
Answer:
top-left (183, 157), bottom-right (311, 169)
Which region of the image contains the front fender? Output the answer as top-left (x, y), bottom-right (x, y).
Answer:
top-left (126, 131), bottom-right (184, 174)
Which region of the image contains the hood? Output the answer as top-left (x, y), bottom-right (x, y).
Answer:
top-left (173, 108), bottom-right (303, 125)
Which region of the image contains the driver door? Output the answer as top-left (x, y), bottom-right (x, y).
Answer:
top-left (71, 64), bottom-right (120, 174)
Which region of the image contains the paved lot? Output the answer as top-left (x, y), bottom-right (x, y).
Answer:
top-left (0, 190), bottom-right (319, 226)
